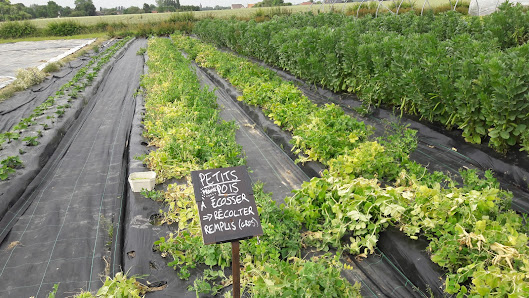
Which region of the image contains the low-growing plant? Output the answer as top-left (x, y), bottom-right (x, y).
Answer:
top-left (0, 156), bottom-right (23, 180)
top-left (3, 131), bottom-right (19, 143)
top-left (0, 21), bottom-right (37, 39)
top-left (47, 283), bottom-right (59, 298)
top-left (23, 135), bottom-right (39, 146)
top-left (12, 67), bottom-right (46, 90)
top-left (43, 62), bottom-right (61, 73)
top-left (136, 47), bottom-right (147, 56)
top-left (47, 21), bottom-right (85, 36)
top-left (75, 272), bottom-right (146, 297)
top-left (1, 156), bottom-right (23, 169)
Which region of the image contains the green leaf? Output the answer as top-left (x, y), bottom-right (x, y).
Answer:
top-left (500, 130), bottom-right (510, 139)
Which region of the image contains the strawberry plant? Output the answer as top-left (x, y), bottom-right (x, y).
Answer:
top-left (22, 135), bottom-right (39, 146)
top-left (0, 156), bottom-right (23, 180)
top-left (3, 131), bottom-right (19, 143)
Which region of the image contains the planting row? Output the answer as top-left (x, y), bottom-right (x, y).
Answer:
top-left (175, 35), bottom-right (529, 296)
top-left (0, 37), bottom-right (131, 180)
top-left (139, 37), bottom-right (360, 297)
top-left (193, 4), bottom-right (529, 154)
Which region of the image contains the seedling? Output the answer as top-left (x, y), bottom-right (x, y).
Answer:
top-left (23, 136), bottom-right (39, 146)
top-left (0, 166), bottom-right (14, 180)
top-left (1, 156), bottom-right (23, 169)
top-left (3, 131), bottom-right (19, 143)
top-left (68, 90), bottom-right (78, 99)
top-left (55, 109), bottom-right (65, 117)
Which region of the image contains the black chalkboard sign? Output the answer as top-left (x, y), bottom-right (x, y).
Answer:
top-left (191, 166), bottom-right (263, 245)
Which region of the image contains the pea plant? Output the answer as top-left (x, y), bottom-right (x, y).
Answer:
top-left (141, 37), bottom-right (361, 297)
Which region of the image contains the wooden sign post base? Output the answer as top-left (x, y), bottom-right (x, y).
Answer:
top-left (232, 240), bottom-right (240, 298)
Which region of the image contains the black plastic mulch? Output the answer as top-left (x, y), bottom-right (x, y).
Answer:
top-left (0, 38), bottom-right (146, 297)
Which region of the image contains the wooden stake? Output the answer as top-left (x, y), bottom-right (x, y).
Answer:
top-left (232, 240), bottom-right (240, 298)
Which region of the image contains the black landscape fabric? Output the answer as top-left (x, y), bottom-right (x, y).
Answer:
top-left (0, 38), bottom-right (145, 297)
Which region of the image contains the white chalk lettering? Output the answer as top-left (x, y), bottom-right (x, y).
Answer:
top-left (199, 170), bottom-right (240, 187)
top-left (204, 220), bottom-right (237, 234)
top-left (210, 193), bottom-right (249, 208)
top-left (215, 183), bottom-right (239, 195)
top-left (213, 206), bottom-right (254, 220)
top-left (238, 217), bottom-right (259, 230)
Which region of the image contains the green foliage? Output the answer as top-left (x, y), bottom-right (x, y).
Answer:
top-left (0, 156), bottom-right (23, 180)
top-left (22, 135), bottom-right (39, 146)
top-left (153, 181), bottom-right (361, 297)
top-left (141, 37), bottom-right (243, 183)
top-left (77, 272), bottom-right (146, 297)
top-left (193, 7), bottom-right (529, 155)
top-left (174, 35), bottom-right (432, 186)
top-left (3, 131), bottom-right (19, 143)
top-left (173, 33), bottom-right (529, 296)
top-left (47, 21), bottom-right (85, 36)
top-left (292, 104), bottom-right (371, 164)
top-left (168, 11), bottom-right (196, 22)
top-left (74, 0), bottom-right (96, 17)
top-left (43, 62), bottom-right (61, 73)
top-left (136, 47), bottom-right (146, 56)
top-left (0, 21), bottom-right (37, 38)
top-left (0, 1), bottom-right (32, 22)
top-left (47, 283), bottom-right (59, 298)
top-left (145, 37), bottom-right (360, 296)
top-left (254, 0), bottom-right (291, 8)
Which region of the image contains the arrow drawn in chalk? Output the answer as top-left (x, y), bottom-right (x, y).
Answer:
top-left (203, 214), bottom-right (213, 221)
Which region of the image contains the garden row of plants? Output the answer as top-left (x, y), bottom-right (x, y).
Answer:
top-left (0, 37), bottom-right (131, 181)
top-left (139, 37), bottom-right (360, 297)
top-left (174, 34), bottom-right (529, 296)
top-left (192, 4), bottom-right (529, 154)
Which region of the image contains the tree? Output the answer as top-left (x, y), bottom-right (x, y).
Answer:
top-left (60, 6), bottom-right (72, 17)
top-left (30, 4), bottom-right (47, 18)
top-left (124, 6), bottom-right (143, 14)
top-left (46, 1), bottom-right (60, 18)
top-left (143, 3), bottom-right (151, 13)
top-left (255, 0), bottom-right (291, 7)
top-left (156, 0), bottom-right (180, 10)
top-left (74, 0), bottom-right (96, 16)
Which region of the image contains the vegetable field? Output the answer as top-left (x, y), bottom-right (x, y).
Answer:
top-left (170, 32), bottom-right (529, 296)
top-left (194, 4), bottom-right (529, 154)
top-left (1, 4), bottom-right (529, 298)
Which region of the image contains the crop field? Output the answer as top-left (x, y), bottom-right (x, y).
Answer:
top-left (21, 0), bottom-right (465, 29)
top-left (0, 3), bottom-right (528, 298)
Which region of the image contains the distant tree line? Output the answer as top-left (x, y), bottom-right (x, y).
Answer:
top-left (255, 0), bottom-right (292, 7)
top-left (0, 0), bottom-right (201, 22)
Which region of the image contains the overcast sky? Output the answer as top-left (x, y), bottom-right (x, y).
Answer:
top-left (11, 1), bottom-right (308, 9)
